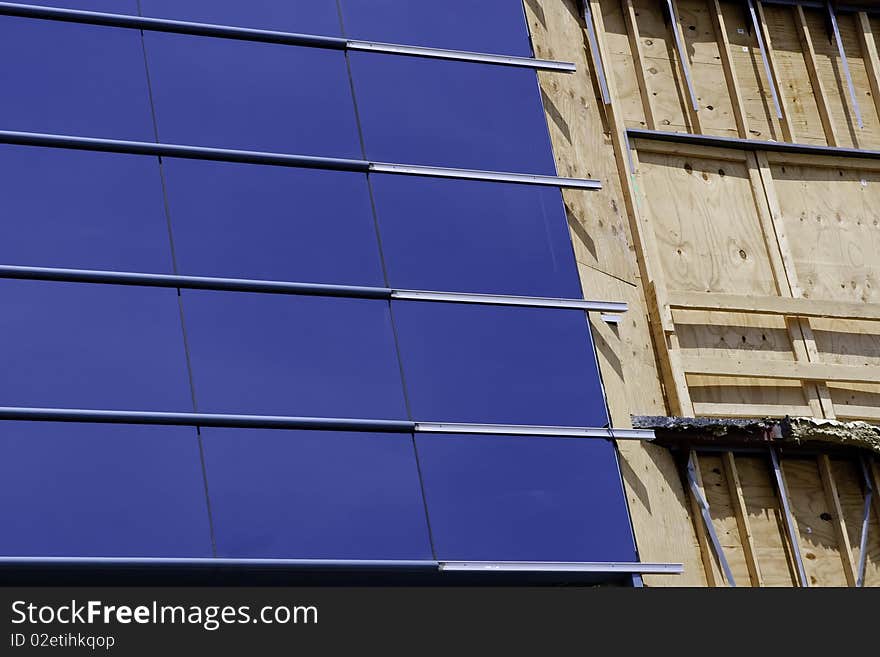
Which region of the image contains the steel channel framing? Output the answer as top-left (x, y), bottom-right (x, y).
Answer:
top-left (0, 2), bottom-right (575, 72)
top-left (580, 0), bottom-right (611, 104)
top-left (857, 456), bottom-right (874, 587)
top-left (825, 1), bottom-right (864, 129)
top-left (0, 129), bottom-right (600, 190)
top-left (746, 0), bottom-right (784, 119)
top-left (0, 407), bottom-right (656, 440)
top-left (664, 0), bottom-right (700, 113)
top-left (627, 127), bottom-right (880, 158)
top-left (0, 556), bottom-right (682, 574)
top-left (769, 447), bottom-right (810, 587)
top-left (686, 451), bottom-right (738, 586)
top-left (0, 264), bottom-right (628, 313)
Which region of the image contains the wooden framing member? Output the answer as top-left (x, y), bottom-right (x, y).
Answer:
top-left (582, 3), bottom-right (695, 417)
top-left (754, 1), bottom-right (797, 141)
top-left (793, 4), bottom-right (840, 146)
top-left (856, 11), bottom-right (880, 124)
top-left (667, 290), bottom-right (880, 321)
top-left (721, 451), bottom-right (763, 585)
top-left (708, 0), bottom-right (750, 138)
top-left (664, 0), bottom-right (702, 133)
top-left (685, 450), bottom-right (732, 585)
top-left (621, 0), bottom-right (656, 129)
top-left (678, 356), bottom-right (880, 385)
top-left (769, 447), bottom-right (809, 586)
top-left (817, 454), bottom-right (858, 586)
top-left (751, 150), bottom-right (834, 418)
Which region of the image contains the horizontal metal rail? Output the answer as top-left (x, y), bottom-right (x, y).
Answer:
top-left (0, 265), bottom-right (628, 313)
top-left (414, 422), bottom-right (654, 440)
top-left (627, 127), bottom-right (880, 159)
top-left (437, 561), bottom-right (682, 574)
top-left (0, 556), bottom-right (682, 574)
top-left (0, 129), bottom-right (600, 189)
top-left (0, 2), bottom-right (574, 71)
top-left (0, 407), bottom-right (654, 440)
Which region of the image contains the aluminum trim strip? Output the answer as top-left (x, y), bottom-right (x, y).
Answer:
top-left (0, 2), bottom-right (575, 71)
top-left (415, 423), bottom-right (655, 440)
top-left (0, 265), bottom-right (627, 312)
top-left (0, 130), bottom-right (599, 188)
top-left (438, 561), bottom-right (683, 574)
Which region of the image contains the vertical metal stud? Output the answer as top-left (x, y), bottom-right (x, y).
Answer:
top-left (686, 452), bottom-right (737, 586)
top-left (769, 447), bottom-right (809, 587)
top-left (857, 456), bottom-right (874, 587)
top-left (747, 0), bottom-right (784, 119)
top-left (582, 0), bottom-right (611, 104)
top-left (827, 1), bottom-right (864, 129)
top-left (664, 0), bottom-right (700, 112)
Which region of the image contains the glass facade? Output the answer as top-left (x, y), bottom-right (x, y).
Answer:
top-left (0, 1), bottom-right (637, 570)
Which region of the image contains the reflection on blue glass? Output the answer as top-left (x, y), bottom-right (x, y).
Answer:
top-left (140, 0), bottom-right (341, 36)
top-left (183, 291), bottom-right (407, 420)
top-left (393, 302), bottom-right (608, 427)
top-left (0, 146), bottom-right (171, 272)
top-left (203, 428), bottom-right (432, 559)
top-left (350, 54), bottom-right (554, 172)
top-left (0, 17), bottom-right (153, 140)
top-left (21, 1), bottom-right (139, 14)
top-left (144, 32), bottom-right (360, 156)
top-left (371, 175), bottom-right (579, 297)
top-left (338, 0), bottom-right (531, 56)
top-left (163, 159), bottom-right (383, 285)
top-left (417, 434), bottom-right (636, 562)
top-left (0, 281), bottom-right (192, 411)
top-left (0, 422), bottom-right (212, 556)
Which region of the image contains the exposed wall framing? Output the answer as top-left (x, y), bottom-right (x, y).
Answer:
top-left (630, 136), bottom-right (880, 421)
top-left (597, 0), bottom-right (880, 148)
top-left (681, 446), bottom-right (880, 586)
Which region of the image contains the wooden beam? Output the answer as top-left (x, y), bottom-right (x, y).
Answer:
top-left (708, 0), bottom-right (749, 138)
top-left (755, 1), bottom-right (796, 142)
top-left (584, 2), bottom-right (694, 417)
top-left (794, 4), bottom-right (840, 147)
top-left (722, 452), bottom-right (763, 586)
top-left (856, 12), bottom-right (880, 126)
top-left (753, 151), bottom-right (835, 419)
top-left (621, 0), bottom-right (657, 129)
top-left (679, 355), bottom-right (880, 384)
top-left (817, 455), bottom-right (858, 586)
top-left (667, 290), bottom-right (880, 321)
top-left (667, 0), bottom-right (702, 133)
top-left (686, 451), bottom-right (720, 586)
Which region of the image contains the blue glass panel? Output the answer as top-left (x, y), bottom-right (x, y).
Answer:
top-left (140, 0), bottom-right (341, 36)
top-left (0, 422), bottom-right (211, 557)
top-left (144, 32), bottom-right (360, 156)
top-left (0, 281), bottom-right (192, 410)
top-left (0, 146), bottom-right (171, 272)
top-left (31, 1), bottom-right (138, 11)
top-left (163, 159), bottom-right (382, 285)
top-left (417, 434), bottom-right (636, 562)
top-left (349, 54), bottom-right (554, 173)
top-left (0, 17), bottom-right (154, 140)
top-left (183, 292), bottom-right (407, 419)
top-left (393, 302), bottom-right (608, 427)
top-left (338, 0), bottom-right (531, 56)
top-left (372, 175), bottom-right (579, 297)
top-left (203, 428), bottom-right (432, 559)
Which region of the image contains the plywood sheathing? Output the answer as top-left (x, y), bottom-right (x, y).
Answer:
top-left (523, 0), bottom-right (707, 586)
top-left (591, 1), bottom-right (880, 147)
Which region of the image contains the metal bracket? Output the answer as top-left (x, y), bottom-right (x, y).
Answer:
top-left (686, 451), bottom-right (737, 586)
top-left (769, 447), bottom-right (810, 587)
top-left (826, 1), bottom-right (864, 129)
top-left (857, 455), bottom-right (874, 587)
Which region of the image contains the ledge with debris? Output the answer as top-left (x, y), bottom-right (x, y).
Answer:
top-left (633, 415), bottom-right (880, 455)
